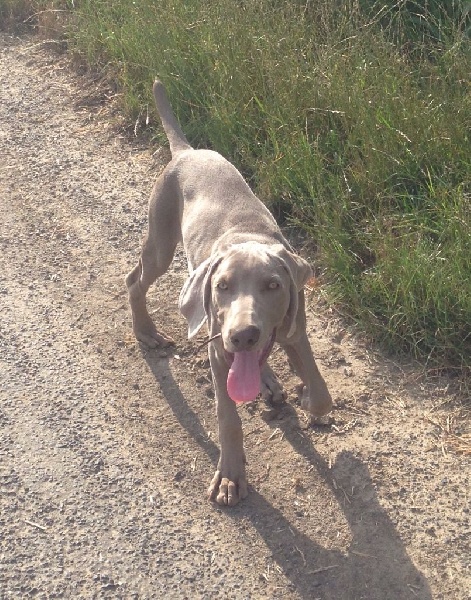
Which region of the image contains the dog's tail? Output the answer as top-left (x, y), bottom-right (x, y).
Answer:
top-left (153, 80), bottom-right (192, 157)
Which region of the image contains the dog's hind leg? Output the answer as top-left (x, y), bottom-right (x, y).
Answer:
top-left (126, 174), bottom-right (181, 348)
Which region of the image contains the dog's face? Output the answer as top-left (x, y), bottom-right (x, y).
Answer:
top-left (211, 245), bottom-right (291, 353)
top-left (179, 242), bottom-right (311, 403)
top-left (179, 242), bottom-right (311, 344)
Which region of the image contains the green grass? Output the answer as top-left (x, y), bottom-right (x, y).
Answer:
top-left (2, 0), bottom-right (470, 375)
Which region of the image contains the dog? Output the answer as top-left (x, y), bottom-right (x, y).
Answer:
top-left (126, 80), bottom-right (333, 506)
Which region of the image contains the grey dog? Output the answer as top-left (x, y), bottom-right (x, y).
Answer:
top-left (126, 81), bottom-right (333, 506)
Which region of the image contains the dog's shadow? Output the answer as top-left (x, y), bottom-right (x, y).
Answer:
top-left (144, 351), bottom-right (432, 600)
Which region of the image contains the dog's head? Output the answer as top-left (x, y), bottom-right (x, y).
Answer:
top-left (179, 242), bottom-right (312, 347)
top-left (179, 242), bottom-right (311, 403)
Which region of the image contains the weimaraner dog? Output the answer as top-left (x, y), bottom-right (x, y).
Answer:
top-left (126, 80), bottom-right (333, 506)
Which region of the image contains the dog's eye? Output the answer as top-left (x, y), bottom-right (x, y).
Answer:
top-left (268, 280), bottom-right (280, 290)
top-left (216, 280), bottom-right (228, 290)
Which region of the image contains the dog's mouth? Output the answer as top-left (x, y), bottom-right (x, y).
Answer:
top-left (225, 330), bottom-right (276, 404)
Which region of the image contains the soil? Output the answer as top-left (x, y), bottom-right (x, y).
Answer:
top-left (0, 33), bottom-right (469, 600)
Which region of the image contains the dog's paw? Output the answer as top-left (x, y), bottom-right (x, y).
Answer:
top-left (260, 366), bottom-right (286, 405)
top-left (136, 330), bottom-right (174, 349)
top-left (299, 384), bottom-right (333, 417)
top-left (208, 460), bottom-right (248, 507)
top-left (133, 320), bottom-right (175, 349)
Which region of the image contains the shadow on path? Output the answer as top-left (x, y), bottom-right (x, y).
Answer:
top-left (145, 352), bottom-right (432, 600)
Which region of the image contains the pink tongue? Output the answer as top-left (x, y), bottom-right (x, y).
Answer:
top-left (227, 350), bottom-right (261, 404)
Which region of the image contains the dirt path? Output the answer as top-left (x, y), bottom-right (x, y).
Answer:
top-left (0, 33), bottom-right (469, 600)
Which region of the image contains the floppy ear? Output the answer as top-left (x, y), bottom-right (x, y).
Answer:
top-left (178, 256), bottom-right (222, 339)
top-left (284, 252), bottom-right (312, 291)
top-left (275, 247), bottom-right (312, 338)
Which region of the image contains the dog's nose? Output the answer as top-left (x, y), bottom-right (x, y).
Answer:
top-left (230, 325), bottom-right (261, 350)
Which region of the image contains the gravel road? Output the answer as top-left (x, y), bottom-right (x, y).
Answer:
top-left (0, 33), bottom-right (469, 599)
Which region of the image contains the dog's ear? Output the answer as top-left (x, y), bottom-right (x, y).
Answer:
top-left (273, 246), bottom-right (312, 338)
top-left (178, 256), bottom-right (222, 339)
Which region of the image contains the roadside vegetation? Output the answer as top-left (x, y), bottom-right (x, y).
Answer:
top-left (2, 0), bottom-right (470, 380)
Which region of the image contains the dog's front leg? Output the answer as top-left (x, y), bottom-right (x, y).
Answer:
top-left (283, 332), bottom-right (333, 417)
top-left (207, 343), bottom-right (248, 507)
top-left (281, 292), bottom-right (333, 417)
